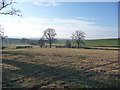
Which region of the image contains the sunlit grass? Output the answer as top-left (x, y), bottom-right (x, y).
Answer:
top-left (2, 63), bottom-right (20, 70)
top-left (2, 48), bottom-right (119, 88)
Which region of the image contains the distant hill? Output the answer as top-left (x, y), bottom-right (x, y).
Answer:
top-left (3, 38), bottom-right (38, 45)
top-left (53, 38), bottom-right (119, 47)
top-left (3, 38), bottom-right (119, 47)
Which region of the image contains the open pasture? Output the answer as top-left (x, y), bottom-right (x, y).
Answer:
top-left (53, 38), bottom-right (119, 47)
top-left (2, 48), bottom-right (119, 88)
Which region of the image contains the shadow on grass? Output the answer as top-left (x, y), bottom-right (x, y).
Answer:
top-left (2, 50), bottom-right (87, 59)
top-left (2, 57), bottom-right (119, 88)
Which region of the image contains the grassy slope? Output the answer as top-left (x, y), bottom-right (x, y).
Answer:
top-left (84, 38), bottom-right (118, 47)
top-left (53, 38), bottom-right (119, 47)
top-left (2, 48), bottom-right (119, 88)
top-left (3, 38), bottom-right (119, 47)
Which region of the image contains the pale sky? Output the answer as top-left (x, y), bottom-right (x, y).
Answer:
top-left (0, 1), bottom-right (118, 39)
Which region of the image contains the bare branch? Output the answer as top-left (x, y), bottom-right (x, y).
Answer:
top-left (0, 0), bottom-right (22, 16)
top-left (43, 28), bottom-right (57, 48)
top-left (0, 24), bottom-right (8, 41)
top-left (0, 8), bottom-right (22, 16)
top-left (71, 30), bottom-right (85, 48)
top-left (0, 0), bottom-right (12, 11)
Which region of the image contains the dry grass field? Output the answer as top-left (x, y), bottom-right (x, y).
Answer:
top-left (1, 48), bottom-right (120, 88)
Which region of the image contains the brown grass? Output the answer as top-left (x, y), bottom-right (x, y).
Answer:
top-left (2, 48), bottom-right (119, 88)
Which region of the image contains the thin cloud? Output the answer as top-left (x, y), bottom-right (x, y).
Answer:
top-left (21, 17), bottom-right (96, 26)
top-left (0, 16), bottom-right (117, 39)
top-left (13, 0), bottom-right (119, 2)
top-left (33, 2), bottom-right (61, 7)
top-left (76, 17), bottom-right (96, 20)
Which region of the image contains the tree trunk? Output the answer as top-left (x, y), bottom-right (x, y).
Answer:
top-left (77, 41), bottom-right (80, 48)
top-left (50, 40), bottom-right (52, 48)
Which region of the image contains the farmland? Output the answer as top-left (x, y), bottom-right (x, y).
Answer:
top-left (2, 47), bottom-right (119, 88)
top-left (84, 38), bottom-right (119, 47)
top-left (53, 38), bottom-right (119, 47)
top-left (0, 1), bottom-right (119, 89)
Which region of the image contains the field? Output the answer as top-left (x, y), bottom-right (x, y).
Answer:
top-left (53, 38), bottom-right (119, 47)
top-left (2, 47), bottom-right (119, 88)
top-left (84, 38), bottom-right (119, 47)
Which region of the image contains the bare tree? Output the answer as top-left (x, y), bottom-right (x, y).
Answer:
top-left (43, 28), bottom-right (57, 48)
top-left (0, 24), bottom-right (8, 50)
top-left (21, 38), bottom-right (29, 45)
top-left (37, 38), bottom-right (46, 48)
top-left (0, 24), bottom-right (7, 41)
top-left (72, 30), bottom-right (85, 48)
top-left (65, 40), bottom-right (71, 48)
top-left (0, 24), bottom-right (4, 38)
top-left (0, 0), bottom-right (22, 16)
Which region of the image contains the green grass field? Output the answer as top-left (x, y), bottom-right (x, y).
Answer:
top-left (2, 48), bottom-right (119, 88)
top-left (84, 38), bottom-right (119, 47)
top-left (53, 38), bottom-right (119, 47)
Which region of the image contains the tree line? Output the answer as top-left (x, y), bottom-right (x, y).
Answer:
top-left (37, 28), bottom-right (85, 48)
